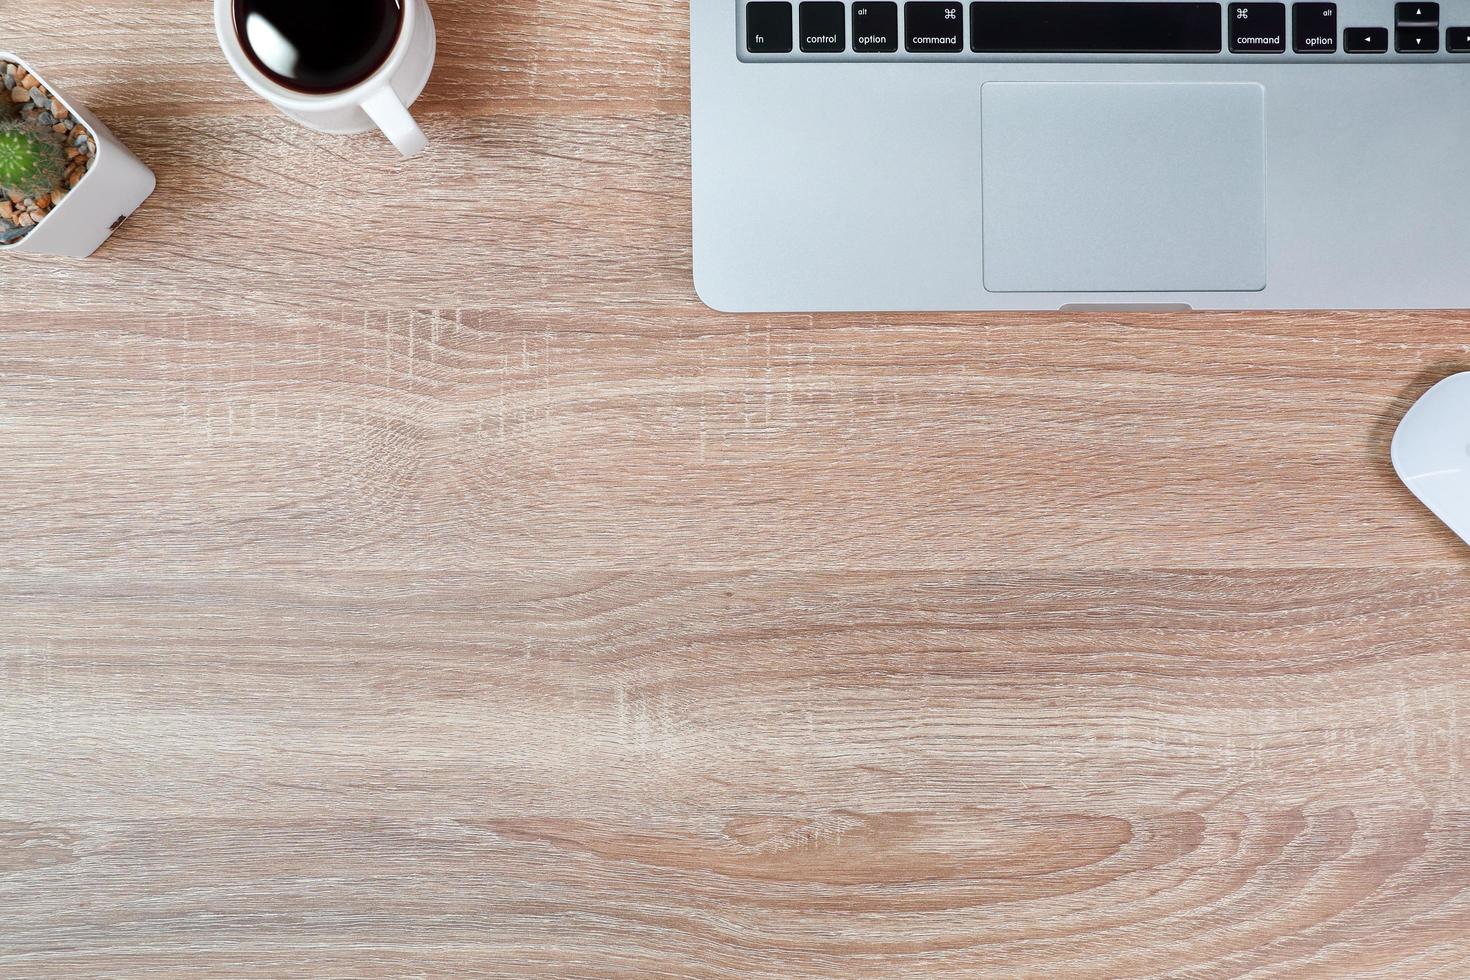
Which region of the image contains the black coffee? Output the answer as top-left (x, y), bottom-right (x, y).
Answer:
top-left (234, 0), bottom-right (403, 94)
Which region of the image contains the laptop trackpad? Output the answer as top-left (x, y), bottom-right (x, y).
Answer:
top-left (981, 82), bottom-right (1266, 293)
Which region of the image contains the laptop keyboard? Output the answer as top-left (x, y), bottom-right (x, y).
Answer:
top-left (741, 0), bottom-right (1470, 57)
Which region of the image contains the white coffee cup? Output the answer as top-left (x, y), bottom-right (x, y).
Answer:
top-left (213, 0), bottom-right (436, 157)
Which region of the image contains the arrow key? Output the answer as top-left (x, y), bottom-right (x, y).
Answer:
top-left (1345, 25), bottom-right (1389, 50)
top-left (1396, 25), bottom-right (1439, 50)
top-left (1446, 25), bottom-right (1470, 50)
top-left (1395, 2), bottom-right (1438, 24)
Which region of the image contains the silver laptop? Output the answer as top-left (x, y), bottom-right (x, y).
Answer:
top-left (690, 0), bottom-right (1470, 311)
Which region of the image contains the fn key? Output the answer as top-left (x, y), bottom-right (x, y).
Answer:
top-left (747, 1), bottom-right (793, 52)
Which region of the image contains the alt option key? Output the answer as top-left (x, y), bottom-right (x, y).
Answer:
top-left (1292, 2), bottom-right (1337, 52)
top-left (853, 1), bottom-right (899, 51)
top-left (1229, 3), bottom-right (1287, 52)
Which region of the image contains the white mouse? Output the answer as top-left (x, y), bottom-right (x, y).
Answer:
top-left (1392, 372), bottom-right (1470, 546)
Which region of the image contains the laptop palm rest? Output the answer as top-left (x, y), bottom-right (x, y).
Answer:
top-left (980, 81), bottom-right (1267, 293)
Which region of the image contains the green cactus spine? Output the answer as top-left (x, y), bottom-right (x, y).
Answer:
top-left (0, 120), bottom-right (66, 200)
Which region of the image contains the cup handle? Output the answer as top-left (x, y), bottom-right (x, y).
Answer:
top-left (360, 86), bottom-right (428, 158)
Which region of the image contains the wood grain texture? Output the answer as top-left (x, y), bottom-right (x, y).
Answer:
top-left (3, 0), bottom-right (1470, 976)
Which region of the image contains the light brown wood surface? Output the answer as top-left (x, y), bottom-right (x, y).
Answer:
top-left (4, 1), bottom-right (1470, 976)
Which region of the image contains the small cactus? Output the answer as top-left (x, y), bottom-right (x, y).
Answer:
top-left (0, 120), bottom-right (65, 200)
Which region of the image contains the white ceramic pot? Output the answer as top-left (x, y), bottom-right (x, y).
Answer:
top-left (0, 52), bottom-right (156, 258)
top-left (213, 0), bottom-right (437, 158)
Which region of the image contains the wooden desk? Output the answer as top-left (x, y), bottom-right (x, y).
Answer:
top-left (4, 1), bottom-right (1469, 974)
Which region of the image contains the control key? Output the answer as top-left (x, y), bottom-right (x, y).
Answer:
top-left (800, 1), bottom-right (846, 51)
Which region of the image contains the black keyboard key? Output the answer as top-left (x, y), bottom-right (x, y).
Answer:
top-left (1447, 25), bottom-right (1470, 49)
top-left (1292, 3), bottom-right (1337, 51)
top-left (1344, 25), bottom-right (1388, 50)
top-left (906, 1), bottom-right (964, 52)
top-left (1397, 24), bottom-right (1439, 49)
top-left (799, 1), bottom-right (846, 50)
top-left (1395, 2), bottom-right (1438, 23)
top-left (1229, 3), bottom-right (1286, 52)
top-left (971, 2), bottom-right (1221, 52)
top-left (746, 1), bottom-right (793, 52)
top-left (853, 1), bottom-right (900, 50)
